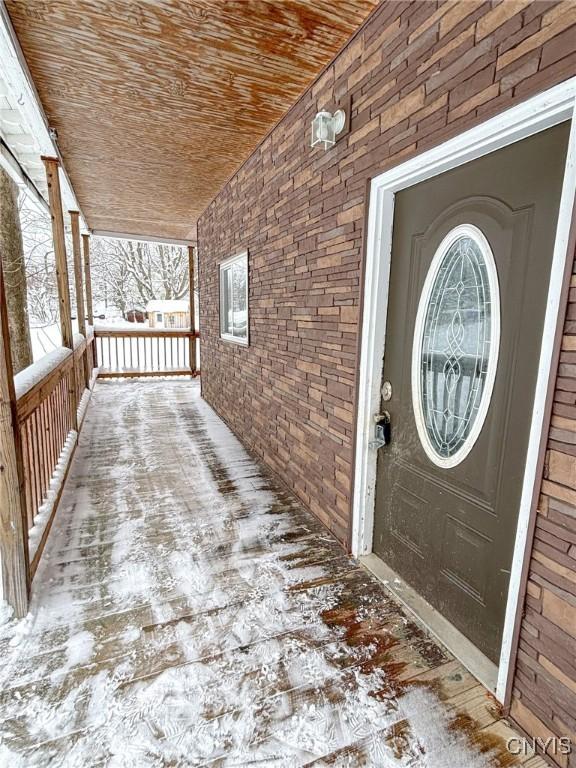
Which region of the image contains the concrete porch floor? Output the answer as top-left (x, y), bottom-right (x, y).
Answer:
top-left (0, 380), bottom-right (547, 767)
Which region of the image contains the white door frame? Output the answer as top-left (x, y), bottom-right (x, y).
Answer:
top-left (352, 76), bottom-right (576, 704)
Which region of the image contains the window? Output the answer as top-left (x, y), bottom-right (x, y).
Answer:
top-left (156, 313), bottom-right (163, 323)
top-left (411, 224), bottom-right (500, 468)
top-left (220, 251), bottom-right (248, 345)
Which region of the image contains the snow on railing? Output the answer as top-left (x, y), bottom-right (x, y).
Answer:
top-left (14, 347), bottom-right (71, 400)
top-left (73, 332), bottom-right (86, 349)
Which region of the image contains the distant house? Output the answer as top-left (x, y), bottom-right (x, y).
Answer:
top-left (146, 299), bottom-right (190, 329)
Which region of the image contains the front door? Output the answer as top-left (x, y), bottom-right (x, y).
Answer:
top-left (373, 122), bottom-right (570, 663)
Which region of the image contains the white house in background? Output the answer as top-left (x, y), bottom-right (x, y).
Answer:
top-left (146, 299), bottom-right (190, 329)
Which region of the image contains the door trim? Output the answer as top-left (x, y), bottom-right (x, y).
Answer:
top-left (352, 76), bottom-right (576, 704)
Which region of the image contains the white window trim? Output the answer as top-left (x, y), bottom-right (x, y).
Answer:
top-left (411, 224), bottom-right (501, 469)
top-left (352, 76), bottom-right (576, 704)
top-left (219, 250), bottom-right (249, 346)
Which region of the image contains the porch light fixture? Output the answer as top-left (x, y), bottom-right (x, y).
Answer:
top-left (311, 108), bottom-right (346, 150)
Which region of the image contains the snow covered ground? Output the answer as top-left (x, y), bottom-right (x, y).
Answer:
top-left (30, 319), bottom-right (131, 361)
top-left (30, 322), bottom-right (67, 361)
top-left (0, 381), bottom-right (528, 766)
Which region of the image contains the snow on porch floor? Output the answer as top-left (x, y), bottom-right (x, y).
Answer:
top-left (0, 380), bottom-right (545, 767)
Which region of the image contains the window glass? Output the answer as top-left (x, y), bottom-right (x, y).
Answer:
top-left (232, 261), bottom-right (247, 339)
top-left (412, 226), bottom-right (500, 467)
top-left (220, 253), bottom-right (248, 343)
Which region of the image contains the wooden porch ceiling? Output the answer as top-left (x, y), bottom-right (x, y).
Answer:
top-left (5, 0), bottom-right (378, 242)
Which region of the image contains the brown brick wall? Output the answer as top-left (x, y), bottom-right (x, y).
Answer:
top-left (510, 253), bottom-right (576, 768)
top-left (197, 0), bottom-right (575, 754)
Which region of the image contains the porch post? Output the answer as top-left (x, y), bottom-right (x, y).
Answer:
top-left (0, 255), bottom-right (29, 617)
top-left (41, 157), bottom-right (78, 430)
top-left (188, 245), bottom-right (197, 375)
top-left (70, 211), bottom-right (89, 388)
top-left (82, 234), bottom-right (94, 326)
top-left (82, 234), bottom-right (97, 368)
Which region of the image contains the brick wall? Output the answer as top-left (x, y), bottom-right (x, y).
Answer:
top-left (198, 0), bottom-right (576, 756)
top-left (510, 251), bottom-right (576, 768)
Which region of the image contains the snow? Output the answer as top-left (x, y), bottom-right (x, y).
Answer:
top-left (0, 600), bottom-right (13, 627)
top-left (29, 319), bottom-right (80, 362)
top-left (14, 347), bottom-right (72, 399)
top-left (146, 299), bottom-right (191, 313)
top-left (15, 331), bottom-right (91, 400)
top-left (30, 323), bottom-right (62, 359)
top-left (63, 630), bottom-right (95, 671)
top-left (94, 319), bottom-right (148, 331)
top-left (93, 301), bottom-right (123, 319)
top-left (0, 381), bottom-right (503, 766)
top-left (73, 332), bottom-right (85, 348)
top-left (77, 382), bottom-right (94, 425)
top-left (27, 431), bottom-right (77, 562)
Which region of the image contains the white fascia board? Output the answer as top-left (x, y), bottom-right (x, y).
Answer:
top-left (0, 2), bottom-right (87, 231)
top-left (92, 229), bottom-right (196, 247)
top-left (0, 140), bottom-right (48, 212)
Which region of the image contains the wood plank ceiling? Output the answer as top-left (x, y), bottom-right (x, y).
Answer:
top-left (5, 0), bottom-right (378, 242)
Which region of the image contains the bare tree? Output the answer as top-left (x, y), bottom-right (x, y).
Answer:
top-left (13, 200), bottom-right (191, 332)
top-left (90, 237), bottom-right (189, 315)
top-left (19, 196), bottom-right (58, 326)
top-left (0, 168), bottom-right (33, 373)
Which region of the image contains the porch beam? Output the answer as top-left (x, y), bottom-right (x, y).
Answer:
top-left (188, 245), bottom-right (197, 375)
top-left (41, 156), bottom-right (78, 429)
top-left (91, 229), bottom-right (194, 247)
top-left (0, 255), bottom-right (29, 617)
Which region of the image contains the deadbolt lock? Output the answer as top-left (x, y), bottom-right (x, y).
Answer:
top-left (370, 411), bottom-right (391, 449)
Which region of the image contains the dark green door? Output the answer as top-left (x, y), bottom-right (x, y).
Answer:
top-left (373, 123), bottom-right (570, 663)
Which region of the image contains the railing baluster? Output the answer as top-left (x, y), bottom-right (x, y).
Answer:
top-left (24, 420), bottom-right (34, 530)
top-left (40, 400), bottom-right (49, 500)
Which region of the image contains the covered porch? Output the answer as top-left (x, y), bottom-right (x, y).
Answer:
top-left (1, 1), bottom-right (575, 765)
top-left (0, 379), bottom-right (543, 766)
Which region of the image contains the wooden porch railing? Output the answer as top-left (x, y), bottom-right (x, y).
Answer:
top-left (95, 328), bottom-right (199, 378)
top-left (10, 326), bottom-right (199, 586)
top-left (15, 333), bottom-right (96, 577)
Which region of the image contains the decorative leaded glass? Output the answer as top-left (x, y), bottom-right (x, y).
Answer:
top-left (414, 226), bottom-right (499, 466)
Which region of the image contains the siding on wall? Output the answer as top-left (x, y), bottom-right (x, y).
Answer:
top-left (198, 0), bottom-right (576, 759)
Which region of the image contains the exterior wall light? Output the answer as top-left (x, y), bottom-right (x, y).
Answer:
top-left (311, 108), bottom-right (346, 150)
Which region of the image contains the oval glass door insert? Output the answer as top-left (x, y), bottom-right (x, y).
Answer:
top-left (411, 224), bottom-right (500, 468)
